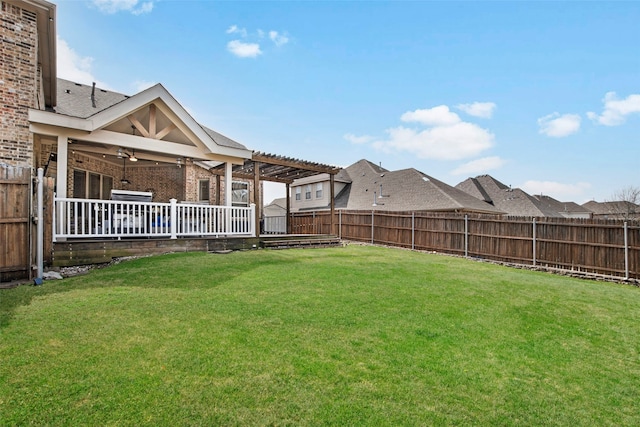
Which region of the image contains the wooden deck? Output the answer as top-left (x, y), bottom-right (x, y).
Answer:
top-left (52, 234), bottom-right (342, 267)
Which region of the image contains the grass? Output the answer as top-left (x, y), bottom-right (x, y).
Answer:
top-left (1, 245), bottom-right (639, 426)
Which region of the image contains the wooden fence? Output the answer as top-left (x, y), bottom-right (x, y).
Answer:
top-left (0, 165), bottom-right (54, 283)
top-left (290, 210), bottom-right (640, 281)
top-left (0, 166), bottom-right (31, 282)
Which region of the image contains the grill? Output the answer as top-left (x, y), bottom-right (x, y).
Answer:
top-left (110, 190), bottom-right (153, 202)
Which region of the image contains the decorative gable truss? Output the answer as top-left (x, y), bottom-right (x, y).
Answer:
top-left (29, 83), bottom-right (252, 201)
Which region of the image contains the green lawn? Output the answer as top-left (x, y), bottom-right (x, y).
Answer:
top-left (1, 245), bottom-right (639, 426)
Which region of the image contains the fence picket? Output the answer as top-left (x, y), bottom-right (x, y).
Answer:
top-left (290, 210), bottom-right (639, 280)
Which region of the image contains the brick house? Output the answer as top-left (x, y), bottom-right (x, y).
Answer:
top-left (1, 0), bottom-right (339, 278)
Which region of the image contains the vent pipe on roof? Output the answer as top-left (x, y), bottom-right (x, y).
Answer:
top-left (91, 82), bottom-right (96, 108)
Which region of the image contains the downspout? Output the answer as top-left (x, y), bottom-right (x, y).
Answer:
top-left (36, 167), bottom-right (44, 283)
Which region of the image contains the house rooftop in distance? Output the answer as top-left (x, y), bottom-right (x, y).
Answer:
top-left (295, 159), bottom-right (503, 214)
top-left (532, 194), bottom-right (593, 219)
top-left (456, 175), bottom-right (564, 217)
top-left (582, 200), bottom-right (640, 220)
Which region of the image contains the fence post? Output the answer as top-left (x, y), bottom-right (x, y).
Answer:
top-left (532, 218), bottom-right (537, 266)
top-left (313, 211), bottom-right (316, 234)
top-left (170, 198), bottom-right (177, 239)
top-left (464, 214), bottom-right (468, 257)
top-left (411, 212), bottom-right (415, 250)
top-left (371, 211), bottom-right (374, 244)
top-left (624, 221), bottom-right (629, 280)
top-left (339, 210), bottom-right (342, 239)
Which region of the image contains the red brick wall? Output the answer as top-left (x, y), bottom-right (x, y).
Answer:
top-left (0, 1), bottom-right (38, 166)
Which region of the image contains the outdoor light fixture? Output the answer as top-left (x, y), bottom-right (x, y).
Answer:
top-left (120, 157), bottom-right (130, 185)
top-left (176, 157), bottom-right (183, 168)
top-left (116, 147), bottom-right (138, 161)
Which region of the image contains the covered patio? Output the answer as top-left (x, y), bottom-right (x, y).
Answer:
top-left (28, 79), bottom-right (339, 266)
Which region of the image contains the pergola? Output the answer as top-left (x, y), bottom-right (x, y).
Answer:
top-left (211, 152), bottom-right (341, 234)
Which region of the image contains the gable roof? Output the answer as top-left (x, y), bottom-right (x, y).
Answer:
top-left (326, 159), bottom-right (502, 214)
top-left (30, 79), bottom-right (252, 164)
top-left (532, 195), bottom-right (592, 217)
top-left (266, 197), bottom-right (287, 209)
top-left (54, 79), bottom-right (130, 118)
top-left (456, 175), bottom-right (563, 217)
top-left (582, 200), bottom-right (640, 217)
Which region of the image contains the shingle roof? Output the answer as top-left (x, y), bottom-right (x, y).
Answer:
top-left (54, 78), bottom-right (249, 151)
top-left (456, 175), bottom-right (563, 217)
top-left (533, 195), bottom-right (592, 216)
top-left (582, 200), bottom-right (640, 217)
top-left (54, 79), bottom-right (130, 118)
top-left (336, 160), bottom-right (502, 214)
top-left (266, 197), bottom-right (287, 209)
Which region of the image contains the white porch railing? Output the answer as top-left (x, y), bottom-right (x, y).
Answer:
top-left (53, 198), bottom-right (255, 241)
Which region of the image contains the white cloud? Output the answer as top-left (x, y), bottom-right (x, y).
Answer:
top-left (537, 113), bottom-right (581, 137)
top-left (56, 37), bottom-right (112, 90)
top-left (521, 180), bottom-right (591, 199)
top-left (401, 105), bottom-right (461, 126)
top-left (587, 92), bottom-right (640, 126)
top-left (344, 133), bottom-right (374, 144)
top-left (451, 156), bottom-right (505, 176)
top-left (226, 25), bottom-right (248, 37)
top-left (91, 0), bottom-right (154, 15)
top-left (456, 102), bottom-right (496, 119)
top-left (227, 40), bottom-right (262, 58)
top-left (373, 122), bottom-right (494, 161)
top-left (269, 31), bottom-right (289, 47)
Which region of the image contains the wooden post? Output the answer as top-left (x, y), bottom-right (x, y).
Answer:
top-left (225, 162), bottom-right (233, 206)
top-left (330, 174), bottom-right (335, 235)
top-left (532, 218), bottom-right (537, 266)
top-left (464, 214), bottom-right (468, 257)
top-left (215, 175), bottom-right (221, 205)
top-left (286, 183), bottom-right (291, 234)
top-left (253, 161), bottom-right (261, 236)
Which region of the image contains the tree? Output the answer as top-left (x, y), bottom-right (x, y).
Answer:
top-left (607, 186), bottom-right (640, 221)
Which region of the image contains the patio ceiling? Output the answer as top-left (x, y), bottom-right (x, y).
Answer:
top-left (210, 152), bottom-right (341, 184)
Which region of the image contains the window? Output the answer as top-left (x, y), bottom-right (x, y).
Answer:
top-left (295, 187), bottom-right (301, 201)
top-left (305, 185), bottom-right (312, 200)
top-left (232, 181), bottom-right (249, 207)
top-left (73, 169), bottom-right (113, 199)
top-left (316, 183), bottom-right (323, 199)
top-left (198, 180), bottom-right (210, 202)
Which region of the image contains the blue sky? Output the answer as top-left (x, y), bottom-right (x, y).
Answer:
top-left (55, 0), bottom-right (640, 205)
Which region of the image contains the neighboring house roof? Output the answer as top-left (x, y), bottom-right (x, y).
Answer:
top-left (266, 197), bottom-right (287, 210)
top-left (315, 159), bottom-right (503, 214)
top-left (582, 200), bottom-right (640, 218)
top-left (456, 175), bottom-right (563, 217)
top-left (532, 195), bottom-right (593, 217)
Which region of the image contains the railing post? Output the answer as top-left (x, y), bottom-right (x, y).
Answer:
top-left (532, 218), bottom-right (537, 266)
top-left (170, 198), bottom-right (177, 239)
top-left (464, 214), bottom-right (468, 257)
top-left (52, 196), bottom-right (58, 243)
top-left (250, 204), bottom-right (256, 237)
top-left (624, 221), bottom-right (629, 280)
